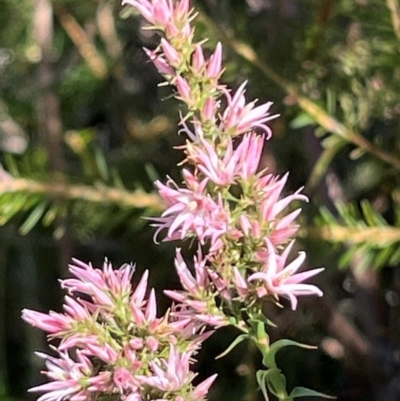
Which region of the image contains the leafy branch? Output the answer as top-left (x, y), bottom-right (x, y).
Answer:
top-left (197, 9), bottom-right (400, 172)
top-left (0, 144), bottom-right (163, 236)
top-left (0, 173), bottom-right (162, 211)
top-left (308, 200), bottom-right (400, 269)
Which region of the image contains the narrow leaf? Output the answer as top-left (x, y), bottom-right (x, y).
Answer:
top-left (290, 113), bottom-right (315, 129)
top-left (215, 334), bottom-right (248, 359)
top-left (263, 339), bottom-right (316, 368)
top-left (19, 200), bottom-right (49, 235)
top-left (256, 370), bottom-right (269, 401)
top-left (265, 368), bottom-right (287, 398)
top-left (289, 386), bottom-right (335, 399)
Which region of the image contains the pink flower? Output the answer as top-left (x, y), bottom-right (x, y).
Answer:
top-left (22, 296), bottom-right (95, 338)
top-left (29, 350), bottom-right (111, 401)
top-left (179, 117), bottom-right (206, 141)
top-left (192, 374), bottom-right (218, 400)
top-left (151, 170), bottom-right (231, 247)
top-left (22, 309), bottom-right (74, 334)
top-left (236, 133), bottom-right (264, 180)
top-left (138, 345), bottom-right (217, 399)
top-left (144, 48), bottom-right (175, 76)
top-left (185, 139), bottom-right (239, 186)
top-left (160, 38), bottom-right (181, 67)
top-left (248, 240), bottom-right (324, 310)
top-left (201, 98), bottom-right (218, 122)
top-left (254, 173), bottom-right (308, 245)
top-left (186, 133), bottom-right (264, 186)
top-left (206, 42), bottom-right (223, 79)
top-left (61, 259), bottom-right (134, 309)
top-left (173, 248), bottom-right (209, 295)
top-left (175, 76), bottom-right (194, 105)
top-left (220, 81), bottom-right (277, 137)
top-left (113, 367), bottom-right (137, 393)
top-left (130, 287), bottom-right (159, 329)
top-left (139, 347), bottom-right (194, 391)
top-left (165, 249), bottom-right (229, 328)
top-left (192, 44), bottom-right (205, 73)
top-left (83, 343), bottom-right (119, 364)
top-left (122, 0), bottom-right (171, 26)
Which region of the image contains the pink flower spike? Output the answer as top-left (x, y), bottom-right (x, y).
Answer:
top-left (160, 38), bottom-right (181, 66)
top-left (206, 42), bottom-right (223, 79)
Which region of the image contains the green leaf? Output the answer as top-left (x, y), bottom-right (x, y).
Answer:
top-left (94, 149), bottom-right (109, 181)
top-left (4, 154), bottom-right (19, 177)
top-left (338, 246), bottom-right (359, 269)
top-left (19, 200), bottom-right (49, 235)
top-left (264, 368), bottom-right (287, 398)
top-left (256, 370), bottom-right (270, 401)
top-left (318, 207), bottom-right (337, 225)
top-left (360, 200), bottom-right (387, 227)
top-left (349, 147), bottom-right (366, 160)
top-left (215, 333), bottom-right (248, 359)
top-left (262, 339), bottom-right (316, 369)
top-left (374, 246), bottom-right (393, 268)
top-left (144, 163), bottom-right (159, 183)
top-left (389, 245), bottom-right (400, 265)
top-left (288, 386), bottom-right (335, 399)
top-left (290, 113), bottom-right (316, 129)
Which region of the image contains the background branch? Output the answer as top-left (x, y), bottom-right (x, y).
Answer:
top-left (197, 10), bottom-right (400, 172)
top-left (0, 175), bottom-right (163, 212)
top-left (55, 7), bottom-right (108, 79)
top-left (387, 0), bottom-right (400, 41)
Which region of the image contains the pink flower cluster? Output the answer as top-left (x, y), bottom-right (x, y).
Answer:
top-left (23, 260), bottom-right (216, 401)
top-left (124, 0), bottom-right (323, 311)
top-left (24, 2), bottom-right (325, 401)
